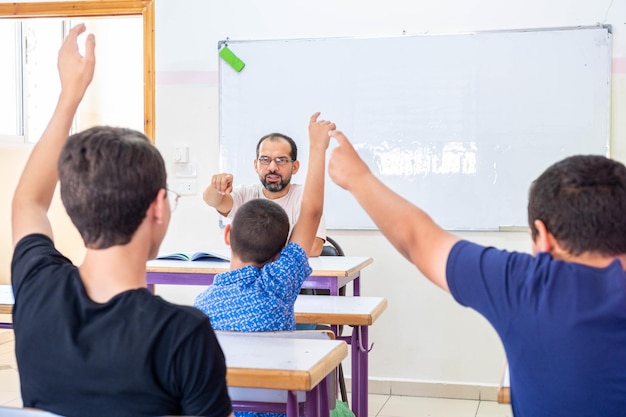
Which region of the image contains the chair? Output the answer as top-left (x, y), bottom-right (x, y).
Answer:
top-left (319, 236), bottom-right (347, 297)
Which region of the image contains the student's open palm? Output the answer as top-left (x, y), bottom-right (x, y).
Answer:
top-left (58, 23), bottom-right (95, 104)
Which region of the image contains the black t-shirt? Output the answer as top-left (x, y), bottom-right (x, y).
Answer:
top-left (11, 234), bottom-right (232, 417)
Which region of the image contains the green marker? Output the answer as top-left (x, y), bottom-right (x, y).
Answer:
top-left (219, 46), bottom-right (245, 72)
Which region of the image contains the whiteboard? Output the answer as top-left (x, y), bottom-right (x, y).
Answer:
top-left (219, 27), bottom-right (611, 230)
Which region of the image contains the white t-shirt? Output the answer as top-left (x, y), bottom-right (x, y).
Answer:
top-left (227, 183), bottom-right (326, 240)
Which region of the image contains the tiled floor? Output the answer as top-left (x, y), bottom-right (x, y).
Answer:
top-left (0, 329), bottom-right (512, 417)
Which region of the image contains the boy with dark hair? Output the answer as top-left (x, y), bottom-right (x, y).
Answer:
top-left (11, 24), bottom-right (232, 417)
top-left (328, 127), bottom-right (626, 417)
top-left (194, 113), bottom-right (334, 334)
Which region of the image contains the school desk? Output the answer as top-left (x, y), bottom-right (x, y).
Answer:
top-left (0, 407), bottom-right (57, 416)
top-left (0, 284), bottom-right (13, 329)
top-left (216, 331), bottom-right (348, 417)
top-left (294, 295), bottom-right (387, 417)
top-left (146, 256), bottom-right (373, 296)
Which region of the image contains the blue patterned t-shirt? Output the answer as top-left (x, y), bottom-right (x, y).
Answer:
top-left (194, 242), bottom-right (312, 332)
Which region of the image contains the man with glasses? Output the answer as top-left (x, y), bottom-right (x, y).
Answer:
top-left (203, 130), bottom-right (326, 256)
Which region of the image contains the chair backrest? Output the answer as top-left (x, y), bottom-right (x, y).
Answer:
top-left (321, 236), bottom-right (345, 257)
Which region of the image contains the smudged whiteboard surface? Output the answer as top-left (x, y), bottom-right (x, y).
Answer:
top-left (219, 27), bottom-right (610, 230)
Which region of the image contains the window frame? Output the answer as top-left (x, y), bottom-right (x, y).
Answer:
top-left (0, 1), bottom-right (155, 142)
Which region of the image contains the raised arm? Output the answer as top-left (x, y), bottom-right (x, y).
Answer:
top-left (328, 130), bottom-right (460, 292)
top-left (12, 24), bottom-right (95, 247)
top-left (203, 173), bottom-right (235, 216)
top-left (289, 112), bottom-right (334, 256)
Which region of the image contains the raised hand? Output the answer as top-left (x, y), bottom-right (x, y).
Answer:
top-left (308, 112), bottom-right (335, 151)
top-left (58, 23), bottom-right (96, 104)
top-left (328, 130), bottom-right (371, 190)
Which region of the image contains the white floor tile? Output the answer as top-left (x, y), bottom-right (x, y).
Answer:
top-left (366, 393), bottom-right (390, 416)
top-left (377, 396), bottom-right (479, 417)
top-left (476, 400), bottom-right (513, 417)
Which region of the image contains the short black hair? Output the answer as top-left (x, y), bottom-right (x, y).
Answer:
top-left (528, 154), bottom-right (626, 256)
top-left (256, 133), bottom-right (298, 161)
top-left (58, 126), bottom-right (166, 249)
top-left (230, 199), bottom-right (290, 264)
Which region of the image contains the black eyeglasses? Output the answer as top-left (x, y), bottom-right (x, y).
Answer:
top-left (257, 156), bottom-right (294, 166)
top-left (166, 188), bottom-right (181, 212)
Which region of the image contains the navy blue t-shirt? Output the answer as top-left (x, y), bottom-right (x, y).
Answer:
top-left (11, 234), bottom-right (232, 417)
top-left (447, 240), bottom-right (626, 417)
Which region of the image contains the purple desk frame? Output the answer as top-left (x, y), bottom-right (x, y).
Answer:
top-left (294, 295), bottom-right (387, 417)
top-left (146, 256), bottom-right (373, 296)
top-left (231, 377), bottom-right (331, 417)
top-left (217, 332), bottom-right (347, 417)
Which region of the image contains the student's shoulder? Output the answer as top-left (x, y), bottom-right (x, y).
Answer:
top-left (275, 242), bottom-right (309, 269)
top-left (149, 293), bottom-right (211, 327)
top-left (14, 233), bottom-right (58, 258)
top-left (12, 233), bottom-right (73, 291)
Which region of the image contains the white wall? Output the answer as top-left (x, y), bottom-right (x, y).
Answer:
top-left (153, 0), bottom-right (626, 392)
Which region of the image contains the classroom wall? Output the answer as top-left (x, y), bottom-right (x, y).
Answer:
top-left (0, 0), bottom-right (622, 398)
top-left (0, 148), bottom-right (85, 285)
top-left (153, 0), bottom-right (626, 396)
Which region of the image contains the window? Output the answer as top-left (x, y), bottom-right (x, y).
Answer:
top-left (0, 22), bottom-right (19, 137)
top-left (0, 1), bottom-right (155, 143)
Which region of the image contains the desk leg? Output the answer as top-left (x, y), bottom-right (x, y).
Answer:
top-left (320, 375), bottom-right (331, 417)
top-left (353, 276), bottom-right (360, 296)
top-left (147, 283), bottom-right (155, 294)
top-left (306, 386), bottom-right (320, 417)
top-left (287, 390), bottom-right (298, 417)
top-left (350, 325), bottom-right (368, 417)
top-left (359, 326), bottom-right (368, 417)
top-left (351, 328), bottom-right (360, 417)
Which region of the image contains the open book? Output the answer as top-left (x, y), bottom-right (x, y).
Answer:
top-left (156, 249), bottom-right (231, 262)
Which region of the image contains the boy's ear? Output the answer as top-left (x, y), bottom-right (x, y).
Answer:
top-left (152, 188), bottom-right (167, 224)
top-left (223, 224), bottom-right (231, 246)
top-left (532, 219), bottom-right (557, 254)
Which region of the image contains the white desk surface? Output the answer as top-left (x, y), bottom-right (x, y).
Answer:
top-left (0, 285), bottom-right (13, 314)
top-left (0, 407), bottom-right (58, 417)
top-left (295, 295), bottom-right (387, 326)
top-left (216, 331), bottom-right (347, 391)
top-left (147, 256), bottom-right (373, 277)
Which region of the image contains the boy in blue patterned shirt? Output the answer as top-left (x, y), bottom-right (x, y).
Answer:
top-left (194, 112), bottom-right (335, 333)
top-left (194, 113), bottom-right (335, 417)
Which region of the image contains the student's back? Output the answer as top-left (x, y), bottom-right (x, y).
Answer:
top-left (194, 239), bottom-right (311, 332)
top-left (12, 237), bottom-right (227, 416)
top-left (328, 124), bottom-right (626, 417)
top-left (448, 240), bottom-right (626, 416)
